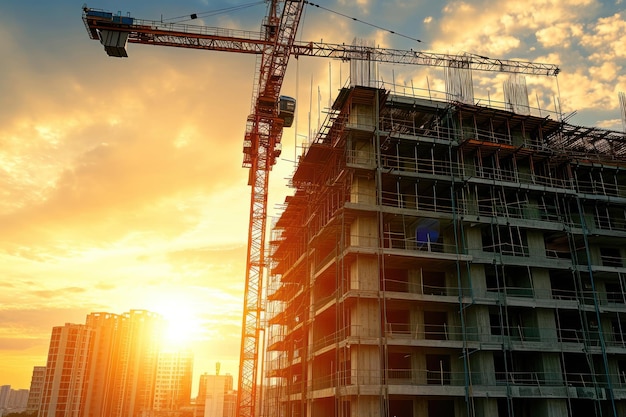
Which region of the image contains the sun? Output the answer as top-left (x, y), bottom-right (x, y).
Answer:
top-left (149, 296), bottom-right (204, 349)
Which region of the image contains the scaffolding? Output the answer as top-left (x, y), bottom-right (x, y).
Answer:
top-left (264, 84), bottom-right (626, 417)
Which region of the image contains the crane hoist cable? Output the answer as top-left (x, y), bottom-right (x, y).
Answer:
top-left (304, 0), bottom-right (422, 43)
top-left (163, 1), bottom-right (265, 24)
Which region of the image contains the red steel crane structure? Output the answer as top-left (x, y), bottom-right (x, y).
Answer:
top-left (82, 3), bottom-right (559, 417)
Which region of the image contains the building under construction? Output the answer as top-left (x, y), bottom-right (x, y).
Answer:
top-left (263, 82), bottom-right (626, 417)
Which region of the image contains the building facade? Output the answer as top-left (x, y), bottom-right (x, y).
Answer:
top-left (153, 350), bottom-right (194, 412)
top-left (265, 85), bottom-right (626, 417)
top-left (194, 374), bottom-right (234, 417)
top-left (27, 366), bottom-right (46, 412)
top-left (38, 310), bottom-right (173, 417)
top-left (39, 324), bottom-right (91, 417)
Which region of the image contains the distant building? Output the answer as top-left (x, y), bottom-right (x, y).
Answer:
top-left (153, 350), bottom-right (194, 412)
top-left (194, 373), bottom-right (233, 417)
top-left (0, 386), bottom-right (9, 410)
top-left (26, 366), bottom-right (46, 412)
top-left (81, 310), bottom-right (164, 417)
top-left (37, 309), bottom-right (190, 417)
top-left (7, 389), bottom-right (29, 411)
top-left (0, 385), bottom-right (29, 416)
top-left (39, 323), bottom-right (91, 417)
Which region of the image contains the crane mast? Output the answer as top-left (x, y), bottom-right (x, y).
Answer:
top-left (238, 2), bottom-right (304, 417)
top-left (82, 5), bottom-right (559, 417)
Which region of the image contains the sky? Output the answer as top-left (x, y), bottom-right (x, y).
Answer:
top-left (1, 0), bottom-right (625, 393)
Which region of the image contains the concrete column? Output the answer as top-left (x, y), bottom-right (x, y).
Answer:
top-left (465, 227), bottom-right (483, 257)
top-left (536, 308), bottom-right (558, 346)
top-left (349, 256), bottom-right (378, 292)
top-left (350, 217), bottom-right (378, 248)
top-left (350, 396), bottom-right (380, 417)
top-left (350, 176), bottom-right (376, 205)
top-left (532, 268), bottom-right (551, 299)
top-left (411, 309), bottom-right (424, 340)
top-left (474, 398), bottom-right (498, 417)
top-left (408, 269), bottom-right (421, 295)
top-left (413, 354), bottom-right (427, 385)
top-left (537, 399), bottom-right (568, 417)
top-left (466, 305), bottom-right (491, 343)
top-left (413, 398), bottom-right (427, 417)
top-left (467, 264), bottom-right (486, 298)
top-left (469, 351), bottom-right (496, 385)
top-left (526, 229), bottom-right (546, 257)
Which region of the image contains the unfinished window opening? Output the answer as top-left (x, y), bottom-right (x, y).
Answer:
top-left (387, 351), bottom-right (412, 380)
top-left (557, 311), bottom-right (583, 343)
top-left (427, 399), bottom-right (454, 417)
top-left (489, 311), bottom-right (505, 336)
top-left (385, 308), bottom-right (410, 337)
top-left (389, 398), bottom-right (414, 417)
top-left (510, 352), bottom-right (539, 375)
top-left (562, 353), bottom-right (591, 387)
top-left (482, 224), bottom-right (528, 256)
top-left (569, 399), bottom-right (596, 417)
top-left (600, 247), bottom-right (622, 267)
top-left (424, 311), bottom-right (448, 340)
top-left (544, 231), bottom-right (572, 260)
top-left (485, 265), bottom-right (504, 292)
top-left (426, 354), bottom-right (450, 385)
top-left (499, 156), bottom-right (516, 180)
top-left (493, 351), bottom-right (507, 382)
top-left (502, 265), bottom-right (533, 297)
top-left (605, 281), bottom-right (624, 304)
top-left (618, 360), bottom-right (626, 383)
top-left (422, 270), bottom-right (446, 295)
top-left (496, 398), bottom-right (509, 417)
top-left (383, 268), bottom-right (409, 292)
top-left (383, 221), bottom-right (406, 250)
top-left (611, 316), bottom-right (626, 346)
top-left (476, 185), bottom-right (495, 216)
top-left (550, 270), bottom-right (577, 300)
top-left (415, 218), bottom-right (442, 252)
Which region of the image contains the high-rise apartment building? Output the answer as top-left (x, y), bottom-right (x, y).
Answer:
top-left (27, 366), bottom-right (46, 412)
top-left (265, 85), bottom-right (626, 417)
top-left (153, 350), bottom-right (194, 412)
top-left (39, 324), bottom-right (91, 417)
top-left (38, 310), bottom-right (174, 417)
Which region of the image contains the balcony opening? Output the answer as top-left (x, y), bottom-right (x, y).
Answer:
top-left (389, 398), bottom-right (413, 417)
top-left (556, 311), bottom-right (583, 343)
top-left (490, 312), bottom-right (504, 336)
top-left (424, 311), bottom-right (448, 340)
top-left (600, 247), bottom-right (622, 267)
top-left (569, 399), bottom-right (596, 417)
top-left (383, 268), bottom-right (409, 292)
top-left (428, 399), bottom-right (454, 417)
top-left (426, 354), bottom-right (450, 385)
top-left (550, 270), bottom-right (577, 300)
top-left (562, 353), bottom-right (591, 387)
top-left (423, 270), bottom-right (446, 295)
top-left (387, 351), bottom-right (411, 381)
top-left (605, 282), bottom-right (624, 304)
top-left (385, 309), bottom-right (410, 337)
top-left (493, 352), bottom-right (507, 383)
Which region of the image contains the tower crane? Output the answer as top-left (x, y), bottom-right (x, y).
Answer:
top-left (81, 3), bottom-right (559, 417)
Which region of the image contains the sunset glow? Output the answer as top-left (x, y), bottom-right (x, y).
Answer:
top-left (153, 297), bottom-right (205, 348)
top-left (2, 0), bottom-right (626, 394)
